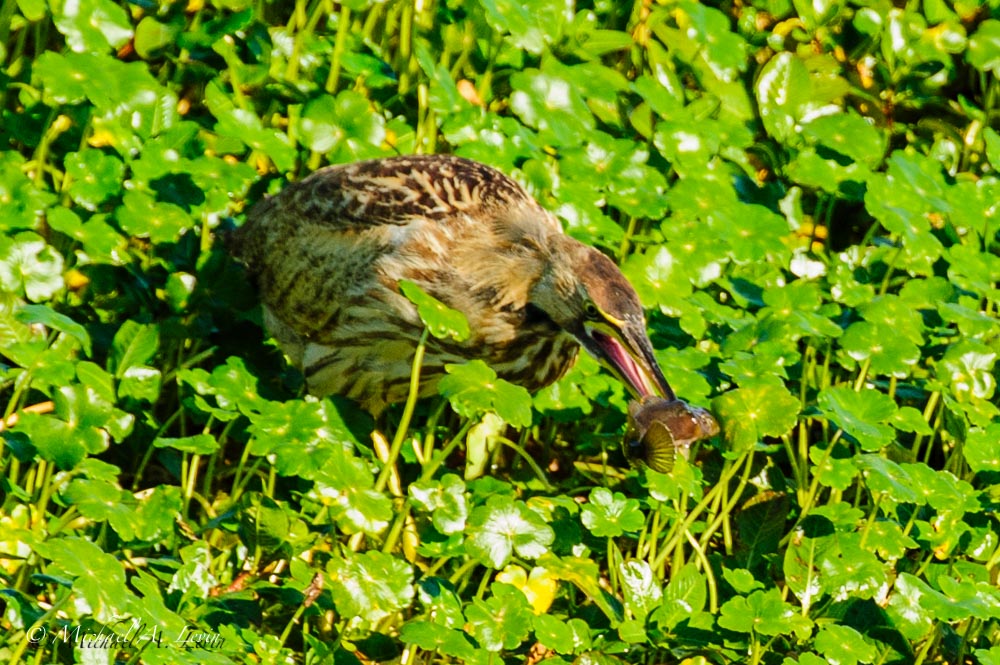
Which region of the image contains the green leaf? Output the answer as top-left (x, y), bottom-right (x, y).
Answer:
top-left (0, 153), bottom-right (55, 230)
top-left (820, 535), bottom-right (888, 603)
top-left (0, 232), bottom-right (65, 302)
top-left (438, 360), bottom-right (533, 428)
top-left (61, 477), bottom-right (137, 540)
top-left (465, 585), bottom-right (534, 651)
top-left (15, 384), bottom-right (133, 468)
top-left (814, 624), bottom-right (878, 665)
top-left (809, 445), bottom-right (858, 490)
top-left (938, 340), bottom-right (997, 400)
top-left (178, 356), bottom-right (265, 419)
top-left (408, 474), bottom-right (468, 535)
top-left (50, 0), bottom-right (132, 53)
top-left (478, 0), bottom-right (569, 55)
top-left (116, 191), bottom-right (192, 244)
top-left (886, 573), bottom-right (941, 640)
top-left (327, 551), bottom-right (414, 623)
top-left (723, 568), bottom-right (764, 594)
top-left (754, 53), bottom-right (812, 142)
top-left (298, 90), bottom-right (386, 161)
top-left (35, 537), bottom-right (131, 623)
top-left (651, 562), bottom-right (706, 629)
top-left (668, 1), bottom-right (750, 80)
top-left (534, 613), bottom-right (576, 654)
top-left (948, 243), bottom-right (1000, 300)
top-left (580, 487), bottom-right (645, 537)
top-left (118, 365), bottom-right (162, 402)
top-left (965, 424), bottom-right (1000, 472)
top-left (398, 280), bottom-right (470, 342)
top-left (110, 320), bottom-right (159, 378)
top-left (864, 152), bottom-right (947, 271)
top-left (237, 493), bottom-right (293, 555)
top-left (985, 127), bottom-right (1000, 170)
top-left (839, 321), bottom-right (920, 377)
top-left (15, 305), bottom-right (91, 356)
top-left (712, 380), bottom-right (800, 451)
top-left (618, 561), bottom-right (662, 620)
top-left (46, 207), bottom-right (128, 265)
top-left (399, 621), bottom-right (481, 662)
top-left (510, 68), bottom-right (594, 146)
top-left (540, 555), bottom-right (624, 625)
top-left (967, 19), bottom-right (1000, 72)
top-left (247, 399), bottom-right (359, 475)
top-left (64, 150), bottom-right (125, 211)
top-left (783, 532), bottom-right (824, 613)
top-left (205, 81), bottom-right (295, 171)
top-left (817, 387), bottom-right (897, 451)
top-left (856, 455), bottom-right (919, 504)
top-left (134, 16), bottom-right (183, 59)
top-left (311, 448), bottom-right (393, 535)
top-left (465, 495), bottom-right (554, 568)
top-left (416, 577), bottom-right (465, 628)
top-left (717, 588), bottom-right (812, 637)
top-left (153, 434), bottom-right (220, 455)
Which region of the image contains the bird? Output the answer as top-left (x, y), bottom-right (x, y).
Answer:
top-left (623, 396), bottom-right (720, 473)
top-left (229, 154), bottom-right (676, 415)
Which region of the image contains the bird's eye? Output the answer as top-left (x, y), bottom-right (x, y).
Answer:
top-left (584, 301), bottom-right (601, 321)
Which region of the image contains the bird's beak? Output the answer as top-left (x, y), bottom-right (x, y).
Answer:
top-left (581, 318), bottom-right (676, 401)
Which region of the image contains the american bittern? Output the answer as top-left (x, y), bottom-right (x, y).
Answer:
top-left (230, 154), bottom-right (675, 414)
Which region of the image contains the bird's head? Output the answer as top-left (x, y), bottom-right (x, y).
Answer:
top-left (531, 239), bottom-right (676, 401)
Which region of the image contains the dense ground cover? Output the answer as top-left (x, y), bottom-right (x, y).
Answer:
top-left (1, 0), bottom-right (999, 663)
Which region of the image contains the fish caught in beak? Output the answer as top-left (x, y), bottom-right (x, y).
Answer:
top-left (623, 395), bottom-right (720, 473)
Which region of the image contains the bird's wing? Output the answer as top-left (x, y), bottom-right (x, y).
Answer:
top-left (259, 154), bottom-right (547, 230)
top-left (228, 154), bottom-right (563, 348)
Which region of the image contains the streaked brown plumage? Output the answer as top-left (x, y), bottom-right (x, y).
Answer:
top-left (229, 154), bottom-right (675, 414)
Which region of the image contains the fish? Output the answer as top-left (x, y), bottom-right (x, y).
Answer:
top-left (623, 396), bottom-right (720, 473)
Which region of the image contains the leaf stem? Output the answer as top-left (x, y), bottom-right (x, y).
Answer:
top-left (375, 328), bottom-right (428, 493)
top-left (325, 4), bottom-right (352, 94)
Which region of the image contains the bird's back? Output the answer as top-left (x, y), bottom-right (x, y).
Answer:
top-left (229, 155), bottom-right (576, 412)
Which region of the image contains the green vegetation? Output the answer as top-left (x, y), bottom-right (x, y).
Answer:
top-left (2, 0), bottom-right (999, 663)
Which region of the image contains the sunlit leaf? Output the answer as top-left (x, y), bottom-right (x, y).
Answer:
top-left (618, 561), bottom-right (662, 620)
top-left (438, 360), bottom-right (532, 428)
top-left (64, 150), bottom-right (124, 211)
top-left (35, 537), bottom-right (131, 622)
top-left (0, 232), bottom-right (65, 302)
top-left (310, 448), bottom-right (392, 535)
top-left (814, 624), bottom-right (878, 665)
top-left (839, 321), bottom-right (920, 377)
top-left (399, 280), bottom-right (470, 342)
top-left (15, 304), bottom-right (90, 356)
top-left (965, 424), bottom-right (1000, 472)
top-left (327, 551), bottom-right (414, 623)
top-left (408, 474), bottom-right (468, 535)
top-left (400, 621), bottom-right (482, 662)
top-left (718, 588), bottom-right (812, 637)
top-left (464, 584), bottom-right (533, 651)
top-left (580, 487), bottom-right (645, 537)
top-left (817, 387), bottom-right (896, 451)
top-left (50, 0), bottom-right (132, 53)
top-left (886, 573), bottom-right (941, 640)
top-left (967, 19), bottom-right (1000, 72)
top-left (712, 380), bottom-right (800, 451)
top-left (938, 340), bottom-right (997, 399)
top-left (465, 496), bottom-right (554, 568)
top-left (510, 68), bottom-right (594, 146)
